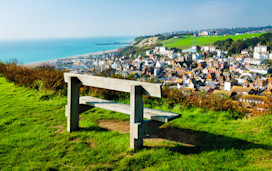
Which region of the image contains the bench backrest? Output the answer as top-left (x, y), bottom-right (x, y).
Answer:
top-left (64, 73), bottom-right (162, 98)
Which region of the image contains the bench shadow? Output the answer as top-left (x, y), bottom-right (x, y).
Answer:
top-left (76, 120), bottom-right (271, 154)
top-left (144, 127), bottom-right (271, 154)
top-left (78, 125), bottom-right (109, 132)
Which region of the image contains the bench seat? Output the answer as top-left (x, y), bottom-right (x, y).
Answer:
top-left (79, 96), bottom-right (181, 123)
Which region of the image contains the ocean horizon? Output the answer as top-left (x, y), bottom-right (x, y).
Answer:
top-left (0, 36), bottom-right (135, 64)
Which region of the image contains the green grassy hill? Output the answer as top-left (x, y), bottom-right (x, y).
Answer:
top-left (161, 33), bottom-right (265, 49)
top-left (0, 77), bottom-right (272, 170)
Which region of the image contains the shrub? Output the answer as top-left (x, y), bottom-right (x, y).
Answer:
top-left (0, 62), bottom-right (66, 94)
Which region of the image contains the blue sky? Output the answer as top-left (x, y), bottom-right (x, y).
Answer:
top-left (0, 0), bottom-right (271, 40)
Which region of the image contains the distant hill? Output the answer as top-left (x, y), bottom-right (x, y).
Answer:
top-left (160, 33), bottom-right (265, 50)
top-left (215, 25), bottom-right (272, 35)
top-left (160, 25), bottom-right (272, 36)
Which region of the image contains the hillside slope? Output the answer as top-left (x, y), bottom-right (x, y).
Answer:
top-left (0, 77), bottom-right (271, 170)
top-left (160, 33), bottom-right (265, 49)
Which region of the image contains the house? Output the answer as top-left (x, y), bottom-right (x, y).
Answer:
top-left (239, 95), bottom-right (267, 104)
top-left (180, 87), bottom-right (195, 96)
top-left (201, 46), bottom-right (210, 52)
top-left (198, 86), bottom-right (214, 93)
top-left (249, 66), bottom-right (269, 75)
top-left (207, 72), bottom-right (216, 80)
top-left (154, 47), bottom-right (167, 55)
top-left (201, 45), bottom-right (216, 52)
top-left (224, 80), bottom-right (238, 91)
top-left (182, 46), bottom-right (198, 53)
top-left (253, 45), bottom-right (268, 60)
top-left (197, 62), bottom-right (207, 68)
top-left (256, 78), bottom-right (268, 88)
top-left (172, 62), bottom-right (183, 69)
top-left (192, 53), bottom-right (202, 60)
top-left (260, 89), bottom-right (271, 97)
top-left (199, 31), bottom-right (210, 36)
top-left (213, 90), bottom-right (235, 97)
top-left (231, 86), bottom-right (255, 95)
top-left (244, 58), bottom-right (263, 65)
top-left (146, 50), bottom-right (152, 56)
top-left (241, 49), bottom-right (249, 55)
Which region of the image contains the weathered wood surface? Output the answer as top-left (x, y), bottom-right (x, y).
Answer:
top-left (79, 96), bottom-right (181, 123)
top-left (66, 77), bottom-right (80, 132)
top-left (130, 85), bottom-right (144, 149)
top-left (134, 120), bottom-right (163, 138)
top-left (64, 73), bottom-right (162, 98)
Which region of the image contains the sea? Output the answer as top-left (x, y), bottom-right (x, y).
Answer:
top-left (0, 36), bottom-right (135, 64)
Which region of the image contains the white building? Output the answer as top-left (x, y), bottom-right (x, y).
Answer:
top-left (202, 46), bottom-right (210, 52)
top-left (254, 53), bottom-right (268, 60)
top-left (241, 49), bottom-right (249, 55)
top-left (249, 66), bottom-right (269, 75)
top-left (224, 82), bottom-right (231, 91)
top-left (199, 31), bottom-right (209, 36)
top-left (154, 47), bottom-right (167, 55)
top-left (144, 60), bottom-right (154, 67)
top-left (254, 45), bottom-right (268, 60)
top-left (254, 45), bottom-right (267, 53)
top-left (244, 58), bottom-right (263, 65)
top-left (236, 78), bottom-right (245, 85)
top-left (154, 68), bottom-right (160, 76)
top-left (192, 53), bottom-right (202, 60)
top-left (201, 45), bottom-right (216, 52)
top-left (111, 63), bottom-right (118, 69)
top-left (155, 61), bottom-right (163, 68)
top-left (269, 53), bottom-right (272, 60)
top-left (146, 50), bottom-right (152, 56)
top-left (183, 46), bottom-right (197, 53)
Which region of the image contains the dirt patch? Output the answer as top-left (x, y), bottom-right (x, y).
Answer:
top-left (86, 139), bottom-right (96, 148)
top-left (98, 120), bottom-right (130, 134)
top-left (70, 138), bottom-right (79, 143)
top-left (97, 120), bottom-right (197, 146)
top-left (50, 125), bottom-right (65, 134)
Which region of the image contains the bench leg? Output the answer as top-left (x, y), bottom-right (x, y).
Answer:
top-left (66, 77), bottom-right (80, 132)
top-left (130, 85), bottom-right (144, 149)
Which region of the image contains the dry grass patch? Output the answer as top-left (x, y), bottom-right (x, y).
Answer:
top-left (85, 139), bottom-right (96, 148)
top-left (98, 119), bottom-right (130, 134)
top-left (50, 125), bottom-right (65, 134)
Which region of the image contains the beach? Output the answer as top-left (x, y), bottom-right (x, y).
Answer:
top-left (23, 49), bottom-right (118, 68)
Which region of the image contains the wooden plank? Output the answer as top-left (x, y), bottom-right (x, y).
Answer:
top-left (130, 85), bottom-right (144, 149)
top-left (66, 76), bottom-right (80, 132)
top-left (79, 96), bottom-right (181, 123)
top-left (64, 73), bottom-right (162, 98)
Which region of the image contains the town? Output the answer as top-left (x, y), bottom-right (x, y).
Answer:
top-left (45, 32), bottom-right (272, 106)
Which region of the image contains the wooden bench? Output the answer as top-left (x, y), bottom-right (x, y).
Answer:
top-left (64, 73), bottom-right (181, 149)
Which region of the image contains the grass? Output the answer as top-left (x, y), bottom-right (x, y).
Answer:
top-left (161, 33), bottom-right (265, 49)
top-left (0, 76), bottom-right (272, 170)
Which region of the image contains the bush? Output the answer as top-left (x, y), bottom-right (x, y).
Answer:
top-left (0, 62), bottom-right (66, 94)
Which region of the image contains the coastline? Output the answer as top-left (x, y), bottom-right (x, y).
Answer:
top-left (23, 49), bottom-right (119, 68)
